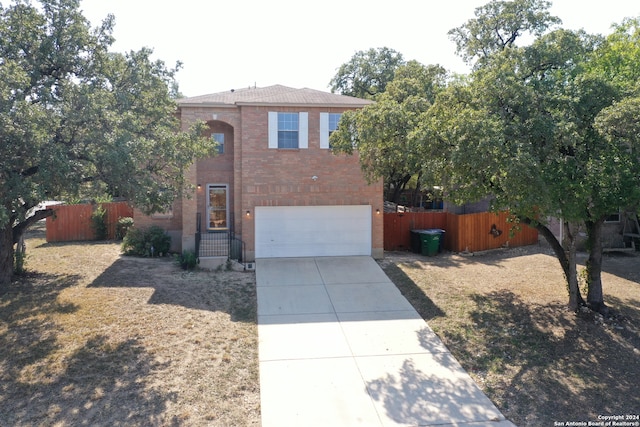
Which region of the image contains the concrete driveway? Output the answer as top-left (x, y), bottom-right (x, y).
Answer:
top-left (256, 256), bottom-right (515, 427)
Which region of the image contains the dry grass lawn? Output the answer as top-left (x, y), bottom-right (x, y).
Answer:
top-left (0, 223), bottom-right (260, 426)
top-left (380, 244), bottom-right (640, 427)
top-left (2, 223), bottom-right (639, 427)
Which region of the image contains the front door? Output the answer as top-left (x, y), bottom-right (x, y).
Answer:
top-left (207, 184), bottom-right (228, 230)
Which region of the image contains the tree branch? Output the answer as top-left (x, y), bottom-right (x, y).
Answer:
top-left (13, 208), bottom-right (54, 244)
top-left (521, 216), bottom-right (569, 279)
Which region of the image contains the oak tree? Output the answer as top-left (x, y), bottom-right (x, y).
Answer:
top-left (330, 61), bottom-right (447, 202)
top-left (428, 0), bottom-right (640, 312)
top-left (0, 0), bottom-right (215, 289)
top-left (329, 47), bottom-right (405, 100)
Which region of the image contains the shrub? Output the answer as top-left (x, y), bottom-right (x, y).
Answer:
top-left (146, 226), bottom-right (171, 255)
top-left (176, 250), bottom-right (198, 270)
top-left (91, 205), bottom-right (108, 240)
top-left (115, 217), bottom-right (134, 240)
top-left (122, 225), bottom-right (171, 257)
top-left (121, 228), bottom-right (146, 256)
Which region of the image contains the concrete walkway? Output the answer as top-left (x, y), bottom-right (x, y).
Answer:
top-left (257, 256), bottom-right (516, 427)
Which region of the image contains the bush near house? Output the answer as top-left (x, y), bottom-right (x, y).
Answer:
top-left (176, 250), bottom-right (199, 270)
top-left (115, 217), bottom-right (134, 240)
top-left (122, 226), bottom-right (171, 257)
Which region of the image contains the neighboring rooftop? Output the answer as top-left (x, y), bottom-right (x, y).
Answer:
top-left (177, 85), bottom-right (373, 107)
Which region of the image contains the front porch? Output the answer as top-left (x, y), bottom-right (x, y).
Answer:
top-left (197, 232), bottom-right (244, 258)
top-left (195, 213), bottom-right (248, 270)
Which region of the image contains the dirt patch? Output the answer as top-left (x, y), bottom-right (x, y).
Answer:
top-left (0, 223), bottom-right (260, 426)
top-left (380, 244), bottom-right (640, 427)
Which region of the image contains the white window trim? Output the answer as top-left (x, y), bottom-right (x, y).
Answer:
top-left (319, 113), bottom-right (330, 149)
top-left (320, 112), bottom-right (342, 149)
top-left (268, 111), bottom-right (308, 149)
top-left (268, 112), bottom-right (278, 149)
top-left (299, 112), bottom-right (308, 149)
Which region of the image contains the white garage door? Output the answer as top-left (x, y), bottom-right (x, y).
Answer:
top-left (255, 205), bottom-right (372, 258)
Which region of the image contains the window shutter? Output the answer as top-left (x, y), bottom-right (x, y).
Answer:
top-left (298, 112), bottom-right (308, 149)
top-left (319, 113), bottom-right (329, 149)
top-left (268, 111), bottom-right (278, 149)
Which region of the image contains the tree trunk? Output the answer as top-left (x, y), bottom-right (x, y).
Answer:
top-left (412, 171), bottom-right (423, 207)
top-left (389, 175), bottom-right (412, 204)
top-left (522, 217), bottom-right (569, 277)
top-left (390, 183), bottom-right (403, 204)
top-left (0, 224), bottom-right (15, 291)
top-left (0, 209), bottom-right (52, 291)
top-left (563, 222), bottom-right (581, 311)
top-left (521, 217), bottom-right (584, 309)
top-left (585, 218), bottom-right (607, 314)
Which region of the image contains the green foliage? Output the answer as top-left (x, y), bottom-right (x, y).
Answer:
top-left (587, 17), bottom-right (640, 96)
top-left (121, 228), bottom-right (145, 256)
top-left (0, 0), bottom-right (216, 284)
top-left (430, 0), bottom-right (640, 309)
top-left (115, 217), bottom-right (134, 240)
top-left (329, 47), bottom-right (405, 99)
top-left (176, 250), bottom-right (198, 270)
top-left (93, 194), bottom-right (114, 204)
top-left (448, 0), bottom-right (561, 66)
top-left (330, 61), bottom-right (448, 202)
top-left (91, 205), bottom-right (108, 240)
top-left (428, 8), bottom-right (639, 226)
top-left (215, 258), bottom-right (234, 272)
top-left (122, 226), bottom-right (171, 257)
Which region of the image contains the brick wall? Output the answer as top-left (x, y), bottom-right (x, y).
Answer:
top-left (181, 107), bottom-right (243, 249)
top-left (195, 120), bottom-right (235, 231)
top-left (132, 200), bottom-right (184, 253)
top-left (239, 105), bottom-right (384, 259)
top-left (147, 102), bottom-right (383, 258)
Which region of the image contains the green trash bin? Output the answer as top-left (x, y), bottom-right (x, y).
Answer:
top-left (418, 230), bottom-right (441, 256)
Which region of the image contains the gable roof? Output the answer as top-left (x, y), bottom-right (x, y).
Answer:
top-left (177, 85), bottom-right (373, 108)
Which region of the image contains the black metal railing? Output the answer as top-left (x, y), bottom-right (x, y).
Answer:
top-left (198, 232), bottom-right (231, 257)
top-left (195, 213), bottom-right (245, 263)
top-left (195, 212), bottom-right (202, 259)
top-left (230, 233), bottom-right (245, 263)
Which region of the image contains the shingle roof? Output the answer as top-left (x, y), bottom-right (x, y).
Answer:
top-left (177, 85), bottom-right (373, 107)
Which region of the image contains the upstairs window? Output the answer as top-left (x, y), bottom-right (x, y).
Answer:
top-left (268, 112), bottom-right (308, 149)
top-left (278, 113), bottom-right (299, 148)
top-left (212, 133), bottom-right (224, 154)
top-left (320, 112), bottom-right (342, 149)
top-left (328, 113), bottom-right (341, 136)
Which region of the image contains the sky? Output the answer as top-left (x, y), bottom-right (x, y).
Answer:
top-left (79, 0), bottom-right (640, 98)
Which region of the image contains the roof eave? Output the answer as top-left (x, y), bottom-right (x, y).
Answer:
top-left (234, 101), bottom-right (373, 108)
top-left (177, 102), bottom-right (238, 108)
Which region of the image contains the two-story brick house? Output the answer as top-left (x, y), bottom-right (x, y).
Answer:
top-left (136, 85), bottom-right (383, 265)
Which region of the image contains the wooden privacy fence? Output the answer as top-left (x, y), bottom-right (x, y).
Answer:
top-left (384, 211), bottom-right (538, 253)
top-left (46, 202), bottom-right (134, 242)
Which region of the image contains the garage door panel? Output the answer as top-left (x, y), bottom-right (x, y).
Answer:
top-left (255, 206), bottom-right (371, 258)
